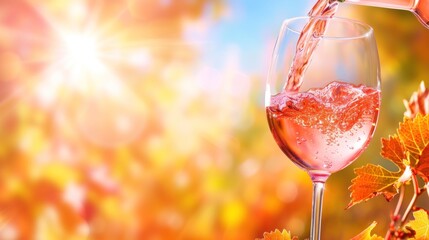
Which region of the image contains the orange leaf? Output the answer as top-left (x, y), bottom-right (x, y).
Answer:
top-left (417, 145), bottom-right (429, 182)
top-left (405, 210), bottom-right (429, 240)
top-left (347, 164), bottom-right (402, 209)
top-left (380, 136), bottom-right (406, 170)
top-left (256, 229), bottom-right (298, 240)
top-left (350, 221), bottom-right (383, 240)
top-left (397, 114), bottom-right (429, 166)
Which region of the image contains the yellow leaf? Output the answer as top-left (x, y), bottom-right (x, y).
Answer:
top-left (405, 209), bottom-right (429, 240)
top-left (350, 221), bottom-right (383, 240)
top-left (257, 229), bottom-right (298, 240)
top-left (397, 114), bottom-right (429, 165)
top-left (347, 164), bottom-right (402, 209)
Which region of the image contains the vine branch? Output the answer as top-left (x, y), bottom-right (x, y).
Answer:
top-left (400, 171), bottom-right (420, 225)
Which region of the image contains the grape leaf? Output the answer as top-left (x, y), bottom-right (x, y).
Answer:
top-left (348, 114), bottom-right (429, 208)
top-left (350, 221), bottom-right (383, 240)
top-left (347, 164), bottom-right (402, 209)
top-left (397, 114), bottom-right (429, 166)
top-left (380, 136), bottom-right (406, 170)
top-left (405, 209), bottom-right (429, 240)
top-left (256, 229), bottom-right (298, 240)
top-left (417, 144), bottom-right (429, 182)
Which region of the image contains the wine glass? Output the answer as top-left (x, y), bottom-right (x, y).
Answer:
top-left (265, 16), bottom-right (380, 240)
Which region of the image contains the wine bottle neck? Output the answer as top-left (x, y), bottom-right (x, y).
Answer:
top-left (342, 0), bottom-right (416, 11)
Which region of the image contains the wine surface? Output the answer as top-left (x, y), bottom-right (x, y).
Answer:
top-left (267, 82), bottom-right (380, 174)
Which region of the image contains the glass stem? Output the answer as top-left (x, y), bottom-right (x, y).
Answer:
top-left (310, 181), bottom-right (325, 240)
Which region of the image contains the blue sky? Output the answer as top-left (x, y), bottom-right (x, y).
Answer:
top-left (203, 1), bottom-right (310, 74)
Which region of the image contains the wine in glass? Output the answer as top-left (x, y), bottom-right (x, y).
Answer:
top-left (265, 16), bottom-right (381, 240)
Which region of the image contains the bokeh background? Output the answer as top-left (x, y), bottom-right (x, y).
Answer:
top-left (0, 0), bottom-right (428, 239)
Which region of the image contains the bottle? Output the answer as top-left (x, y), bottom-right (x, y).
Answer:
top-left (338, 0), bottom-right (429, 29)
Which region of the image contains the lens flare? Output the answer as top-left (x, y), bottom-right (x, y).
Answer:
top-left (37, 15), bottom-right (149, 147)
top-left (61, 32), bottom-right (101, 73)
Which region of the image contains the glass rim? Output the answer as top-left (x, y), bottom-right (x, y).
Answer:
top-left (282, 16), bottom-right (374, 40)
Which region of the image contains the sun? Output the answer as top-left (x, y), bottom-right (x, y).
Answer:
top-left (46, 29), bottom-right (109, 92)
top-left (60, 31), bottom-right (103, 74)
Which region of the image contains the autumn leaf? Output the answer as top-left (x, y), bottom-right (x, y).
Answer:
top-left (380, 136), bottom-right (407, 170)
top-left (256, 229), bottom-right (298, 240)
top-left (403, 81), bottom-right (429, 119)
top-left (405, 210), bottom-right (429, 240)
top-left (397, 114), bottom-right (429, 166)
top-left (350, 221), bottom-right (383, 240)
top-left (347, 164), bottom-right (402, 209)
top-left (417, 144), bottom-right (429, 182)
top-left (349, 114), bottom-right (429, 208)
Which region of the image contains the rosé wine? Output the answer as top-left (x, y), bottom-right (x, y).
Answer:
top-left (267, 81), bottom-right (380, 177)
top-left (285, 0), bottom-right (339, 92)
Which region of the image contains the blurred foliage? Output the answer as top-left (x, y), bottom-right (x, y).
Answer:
top-left (0, 0), bottom-right (310, 239)
top-left (0, 0), bottom-right (428, 240)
